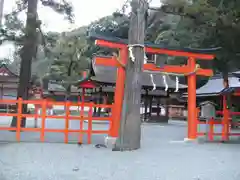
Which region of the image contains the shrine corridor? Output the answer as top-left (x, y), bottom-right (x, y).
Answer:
top-left (0, 120), bottom-right (239, 180)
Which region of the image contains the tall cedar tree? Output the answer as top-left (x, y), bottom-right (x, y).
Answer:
top-left (8, 0), bottom-right (74, 127)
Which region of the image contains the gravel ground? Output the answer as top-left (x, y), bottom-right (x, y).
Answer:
top-left (0, 116), bottom-right (109, 144)
top-left (0, 120), bottom-right (240, 180)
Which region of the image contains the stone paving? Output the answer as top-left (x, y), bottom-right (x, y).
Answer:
top-left (0, 119), bottom-right (239, 180)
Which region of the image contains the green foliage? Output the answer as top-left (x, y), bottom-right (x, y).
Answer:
top-left (88, 15), bottom-right (129, 39)
top-left (0, 0), bottom-right (73, 45)
top-left (3, 0), bottom-right (240, 90)
top-left (47, 32), bottom-right (90, 89)
top-left (158, 0), bottom-right (240, 73)
top-left (0, 0), bottom-right (74, 85)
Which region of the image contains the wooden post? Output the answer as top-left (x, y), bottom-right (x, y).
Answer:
top-left (164, 91), bottom-right (170, 122)
top-left (113, 0), bottom-right (148, 151)
top-left (149, 96), bottom-right (153, 118)
top-left (187, 57), bottom-right (197, 139)
top-left (144, 89), bottom-right (148, 121)
top-left (157, 98), bottom-right (160, 117)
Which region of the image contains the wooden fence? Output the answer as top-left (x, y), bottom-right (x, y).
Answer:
top-left (0, 98), bottom-right (115, 144)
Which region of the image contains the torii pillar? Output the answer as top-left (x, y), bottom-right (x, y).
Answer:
top-left (187, 57), bottom-right (197, 139)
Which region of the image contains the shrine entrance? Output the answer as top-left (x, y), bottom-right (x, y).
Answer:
top-left (0, 36), bottom-right (215, 144)
top-left (92, 34), bottom-right (215, 140)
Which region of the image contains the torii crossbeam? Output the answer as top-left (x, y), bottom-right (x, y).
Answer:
top-left (93, 35), bottom-right (215, 140)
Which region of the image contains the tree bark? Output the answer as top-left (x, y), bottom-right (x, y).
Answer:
top-left (11, 0), bottom-right (38, 128)
top-left (113, 0), bottom-right (148, 151)
top-left (64, 57), bottom-right (74, 101)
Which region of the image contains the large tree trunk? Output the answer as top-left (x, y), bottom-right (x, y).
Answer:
top-left (113, 0), bottom-right (148, 151)
top-left (11, 0), bottom-right (38, 128)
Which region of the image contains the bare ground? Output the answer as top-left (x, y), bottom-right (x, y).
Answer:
top-left (0, 119), bottom-right (239, 180)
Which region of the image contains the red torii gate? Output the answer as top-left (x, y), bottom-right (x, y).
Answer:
top-left (94, 38), bottom-right (214, 140)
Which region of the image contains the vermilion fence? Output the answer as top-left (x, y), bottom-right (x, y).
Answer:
top-left (196, 108), bottom-right (240, 141)
top-left (0, 98), bottom-right (114, 144)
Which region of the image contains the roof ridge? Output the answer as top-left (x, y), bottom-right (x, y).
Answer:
top-left (0, 64), bottom-right (19, 77)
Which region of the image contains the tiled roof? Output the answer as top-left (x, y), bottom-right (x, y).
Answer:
top-left (89, 33), bottom-right (218, 54)
top-left (184, 72), bottom-right (240, 97)
top-left (196, 74), bottom-right (240, 96)
top-left (0, 64), bottom-right (18, 78)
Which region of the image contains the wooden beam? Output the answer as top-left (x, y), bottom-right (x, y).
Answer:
top-left (195, 69), bottom-right (213, 76)
top-left (143, 64), bottom-right (213, 76)
top-left (143, 63), bottom-right (189, 74)
top-left (94, 56), bottom-right (119, 67)
top-left (95, 39), bottom-right (215, 60)
top-left (95, 40), bottom-right (126, 49)
top-left (145, 47), bottom-right (214, 60)
top-left (95, 56), bottom-right (213, 76)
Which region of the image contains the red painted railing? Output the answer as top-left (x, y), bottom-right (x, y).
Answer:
top-left (196, 108), bottom-right (240, 141)
top-left (0, 98), bottom-right (115, 144)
